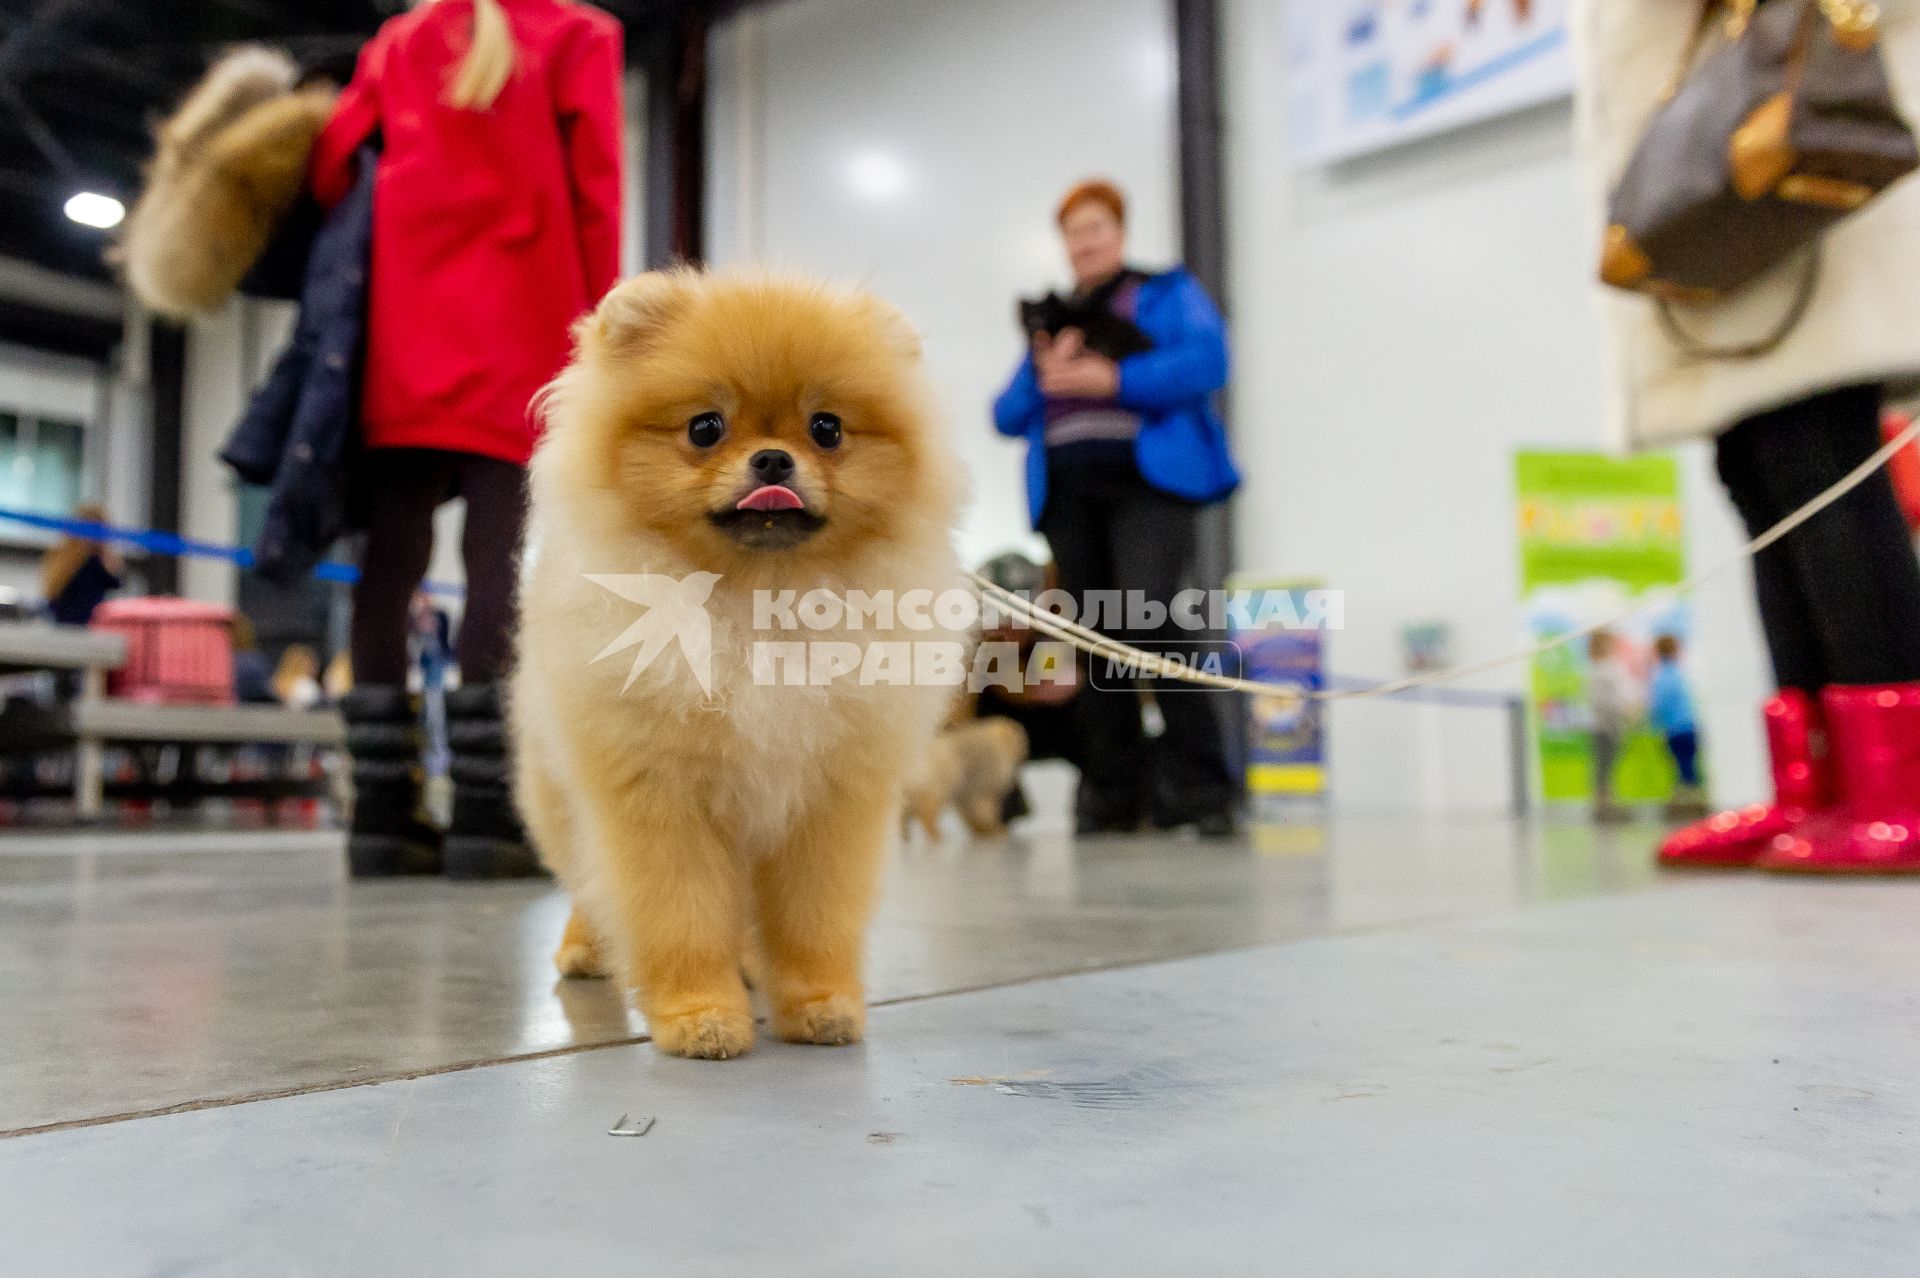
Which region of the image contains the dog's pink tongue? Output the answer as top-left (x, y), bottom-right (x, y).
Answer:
top-left (737, 485), bottom-right (804, 512)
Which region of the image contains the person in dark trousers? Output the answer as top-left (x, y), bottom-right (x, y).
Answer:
top-left (1576, 2), bottom-right (1920, 872)
top-left (994, 180), bottom-right (1241, 837)
top-left (309, 0), bottom-right (624, 878)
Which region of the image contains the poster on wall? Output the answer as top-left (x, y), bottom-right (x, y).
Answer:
top-left (1229, 578), bottom-right (1329, 817)
top-left (1515, 452), bottom-right (1692, 805)
top-left (1287, 0), bottom-right (1574, 165)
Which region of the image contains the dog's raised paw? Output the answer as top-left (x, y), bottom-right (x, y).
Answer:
top-left (775, 993), bottom-right (866, 1046)
top-left (553, 939), bottom-right (609, 980)
top-left (554, 909), bottom-right (610, 979)
top-left (651, 1008), bottom-right (755, 1060)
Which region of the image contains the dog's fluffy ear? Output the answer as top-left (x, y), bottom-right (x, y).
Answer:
top-left (855, 294), bottom-right (924, 362)
top-left (544, 272), bottom-right (694, 435)
top-left (576, 270), bottom-right (695, 357)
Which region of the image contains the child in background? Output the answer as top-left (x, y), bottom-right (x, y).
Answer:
top-left (1650, 634), bottom-right (1708, 820)
top-left (1587, 629), bottom-right (1642, 824)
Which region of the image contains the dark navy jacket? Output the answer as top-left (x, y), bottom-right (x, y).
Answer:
top-left (993, 267), bottom-right (1241, 526)
top-left (221, 145), bottom-right (376, 586)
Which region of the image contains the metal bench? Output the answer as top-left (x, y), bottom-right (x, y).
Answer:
top-left (0, 622), bottom-right (344, 817)
top-left (0, 622), bottom-right (127, 818)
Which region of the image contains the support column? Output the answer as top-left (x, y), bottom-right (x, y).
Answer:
top-left (1173, 0), bottom-right (1244, 793)
top-left (146, 320), bottom-right (186, 596)
top-left (1175, 0), bottom-right (1229, 307)
top-left (642, 4), bottom-right (710, 268)
top-left (1174, 0), bottom-right (1233, 590)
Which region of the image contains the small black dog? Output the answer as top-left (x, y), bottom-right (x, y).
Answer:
top-left (1019, 268), bottom-right (1154, 361)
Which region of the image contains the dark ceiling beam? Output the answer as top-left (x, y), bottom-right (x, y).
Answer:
top-left (0, 163), bottom-right (60, 196)
top-left (0, 292), bottom-right (122, 360)
top-left (13, 73), bottom-right (166, 133)
top-left (0, 79), bottom-right (78, 180)
top-left (207, 0), bottom-right (304, 24)
top-left (0, 123), bottom-right (149, 183)
top-left (14, 42), bottom-right (179, 97)
top-left (0, 0), bottom-right (148, 191)
top-left (86, 32), bottom-right (371, 60)
top-left (0, 0), bottom-right (92, 78)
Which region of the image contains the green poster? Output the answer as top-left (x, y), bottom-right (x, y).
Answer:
top-left (1515, 451), bottom-right (1692, 804)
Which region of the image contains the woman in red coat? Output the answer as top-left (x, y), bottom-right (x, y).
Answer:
top-left (310, 0), bottom-right (624, 880)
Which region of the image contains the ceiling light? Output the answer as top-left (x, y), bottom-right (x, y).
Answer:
top-left (64, 191), bottom-right (125, 230)
top-left (847, 151), bottom-right (908, 201)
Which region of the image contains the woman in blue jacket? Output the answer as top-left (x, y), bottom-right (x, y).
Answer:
top-left (994, 180), bottom-right (1241, 836)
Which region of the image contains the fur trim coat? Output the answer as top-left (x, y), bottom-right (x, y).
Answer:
top-left (1572, 0), bottom-right (1920, 449)
top-left (119, 47), bottom-right (335, 320)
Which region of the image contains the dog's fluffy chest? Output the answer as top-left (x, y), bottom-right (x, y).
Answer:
top-left (562, 575), bottom-right (963, 854)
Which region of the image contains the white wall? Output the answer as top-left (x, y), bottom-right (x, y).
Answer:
top-left (702, 0), bottom-right (1781, 814)
top-left (704, 0), bottom-right (1181, 565)
top-left (1224, 0), bottom-right (1771, 810)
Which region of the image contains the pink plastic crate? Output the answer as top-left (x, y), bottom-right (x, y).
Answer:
top-left (91, 597), bottom-right (236, 706)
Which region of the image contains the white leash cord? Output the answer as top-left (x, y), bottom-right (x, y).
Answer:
top-left (969, 416), bottom-right (1920, 705)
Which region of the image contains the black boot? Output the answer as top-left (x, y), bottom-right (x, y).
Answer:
top-left (1150, 792), bottom-right (1241, 839)
top-left (443, 682), bottom-right (546, 880)
top-left (1074, 783), bottom-right (1145, 836)
top-left (342, 686), bottom-right (443, 877)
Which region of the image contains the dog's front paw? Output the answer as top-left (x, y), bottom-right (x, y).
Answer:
top-left (650, 1007), bottom-right (756, 1060)
top-left (774, 993), bottom-right (866, 1046)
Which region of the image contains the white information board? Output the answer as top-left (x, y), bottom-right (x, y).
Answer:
top-left (1287, 0), bottom-right (1574, 165)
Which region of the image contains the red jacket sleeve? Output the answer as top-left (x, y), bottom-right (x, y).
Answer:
top-left (309, 29), bottom-right (389, 208)
top-left (555, 16), bottom-right (625, 304)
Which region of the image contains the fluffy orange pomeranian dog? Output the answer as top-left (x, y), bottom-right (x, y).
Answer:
top-left (512, 270), bottom-right (967, 1059)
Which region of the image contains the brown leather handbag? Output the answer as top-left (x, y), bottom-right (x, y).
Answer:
top-left (1600, 0), bottom-right (1918, 357)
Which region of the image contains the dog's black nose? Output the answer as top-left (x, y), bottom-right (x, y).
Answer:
top-left (749, 449), bottom-right (795, 485)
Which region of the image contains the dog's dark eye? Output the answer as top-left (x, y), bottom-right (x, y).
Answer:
top-left (809, 412), bottom-right (843, 451)
top-left (687, 412), bottom-right (726, 449)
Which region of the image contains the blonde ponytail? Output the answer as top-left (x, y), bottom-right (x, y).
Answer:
top-left (445, 0), bottom-right (515, 110)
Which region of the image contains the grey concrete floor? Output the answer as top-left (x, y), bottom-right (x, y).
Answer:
top-left (3, 809), bottom-right (1915, 1274)
top-left (0, 809), bottom-right (1659, 1135)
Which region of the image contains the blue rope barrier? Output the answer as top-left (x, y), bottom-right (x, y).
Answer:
top-left (0, 506), bottom-right (465, 599)
top-left (1, 507), bottom-right (1523, 708)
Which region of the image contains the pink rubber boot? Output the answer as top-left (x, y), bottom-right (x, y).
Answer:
top-left (1657, 689), bottom-right (1832, 869)
top-left (1760, 683), bottom-right (1920, 874)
